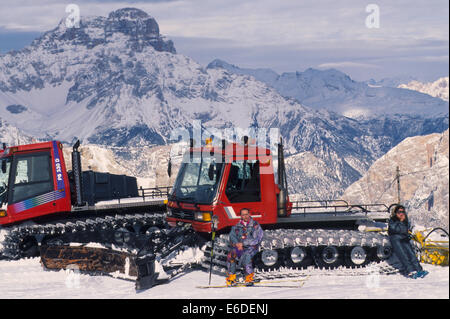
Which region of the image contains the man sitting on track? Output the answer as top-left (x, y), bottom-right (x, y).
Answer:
top-left (226, 208), bottom-right (264, 286)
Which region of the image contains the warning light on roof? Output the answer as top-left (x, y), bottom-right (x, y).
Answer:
top-left (205, 137), bottom-right (213, 149)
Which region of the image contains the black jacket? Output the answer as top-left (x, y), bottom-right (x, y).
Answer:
top-left (388, 215), bottom-right (411, 240)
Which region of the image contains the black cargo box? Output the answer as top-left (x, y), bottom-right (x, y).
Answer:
top-left (81, 170), bottom-right (139, 205)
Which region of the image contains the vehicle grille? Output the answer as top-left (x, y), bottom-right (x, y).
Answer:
top-left (171, 208), bottom-right (195, 220)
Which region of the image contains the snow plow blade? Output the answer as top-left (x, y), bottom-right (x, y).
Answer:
top-left (40, 245), bottom-right (162, 290)
top-left (39, 224), bottom-right (200, 291)
top-left (413, 228), bottom-right (449, 266)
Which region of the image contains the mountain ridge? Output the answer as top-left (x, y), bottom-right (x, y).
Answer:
top-left (207, 59), bottom-right (448, 118)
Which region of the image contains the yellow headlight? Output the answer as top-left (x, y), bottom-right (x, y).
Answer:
top-left (195, 212), bottom-right (212, 221)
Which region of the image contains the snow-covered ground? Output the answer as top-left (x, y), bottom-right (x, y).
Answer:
top-left (0, 258), bottom-right (447, 299)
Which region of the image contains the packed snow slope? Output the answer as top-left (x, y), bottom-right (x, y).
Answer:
top-left (0, 258), bottom-right (447, 299)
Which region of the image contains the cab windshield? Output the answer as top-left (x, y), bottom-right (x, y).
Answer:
top-left (0, 157), bottom-right (11, 205)
top-left (170, 152), bottom-right (223, 204)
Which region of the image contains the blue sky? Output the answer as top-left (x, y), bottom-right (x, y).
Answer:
top-left (0, 0), bottom-right (448, 81)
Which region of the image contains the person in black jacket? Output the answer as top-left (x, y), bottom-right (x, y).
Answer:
top-left (388, 205), bottom-right (428, 278)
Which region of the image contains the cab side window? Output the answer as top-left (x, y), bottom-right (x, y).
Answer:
top-left (11, 153), bottom-right (53, 203)
top-left (225, 160), bottom-right (260, 203)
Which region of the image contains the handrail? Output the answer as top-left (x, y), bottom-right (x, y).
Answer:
top-left (138, 186), bottom-right (172, 200)
top-left (292, 199), bottom-right (349, 208)
top-left (291, 200), bottom-right (389, 216)
top-left (133, 189), bottom-right (389, 217)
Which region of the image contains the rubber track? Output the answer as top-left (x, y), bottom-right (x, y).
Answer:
top-left (201, 229), bottom-right (398, 280)
top-left (1, 213), bottom-right (167, 259)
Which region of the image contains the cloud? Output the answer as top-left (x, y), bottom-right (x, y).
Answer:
top-left (317, 62), bottom-right (380, 69)
top-left (396, 55), bottom-right (449, 62)
top-left (1, 0), bottom-right (448, 47)
top-left (0, 0), bottom-right (447, 80)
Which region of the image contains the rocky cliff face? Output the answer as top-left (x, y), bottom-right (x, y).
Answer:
top-left (342, 129), bottom-right (449, 229)
top-left (0, 119), bottom-right (35, 146)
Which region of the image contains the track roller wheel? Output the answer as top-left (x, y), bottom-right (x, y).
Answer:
top-left (314, 245), bottom-right (344, 269)
top-left (18, 236), bottom-right (40, 258)
top-left (114, 228), bottom-right (133, 245)
top-left (254, 249), bottom-right (284, 271)
top-left (374, 245), bottom-right (393, 261)
top-left (284, 246), bottom-right (313, 269)
top-left (145, 226), bottom-right (162, 236)
top-left (344, 246), bottom-right (369, 267)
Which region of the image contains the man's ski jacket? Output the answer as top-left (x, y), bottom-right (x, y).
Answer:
top-left (229, 217), bottom-right (264, 249)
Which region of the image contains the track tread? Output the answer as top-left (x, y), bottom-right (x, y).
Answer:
top-left (1, 213), bottom-right (167, 259)
top-left (202, 228), bottom-right (396, 280)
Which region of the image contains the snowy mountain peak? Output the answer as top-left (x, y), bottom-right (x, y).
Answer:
top-left (108, 7), bottom-right (152, 20)
top-left (302, 67), bottom-right (350, 80)
top-left (279, 67), bottom-right (358, 93)
top-left (206, 59), bottom-right (280, 84)
top-left (30, 7), bottom-right (175, 54)
top-left (206, 59), bottom-right (235, 70)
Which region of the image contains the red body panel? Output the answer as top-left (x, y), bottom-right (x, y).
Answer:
top-left (0, 141), bottom-right (72, 226)
top-left (167, 142), bottom-right (285, 233)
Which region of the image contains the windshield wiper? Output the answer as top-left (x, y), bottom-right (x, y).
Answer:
top-left (0, 184), bottom-right (7, 205)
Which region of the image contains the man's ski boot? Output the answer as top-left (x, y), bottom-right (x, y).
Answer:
top-left (226, 274), bottom-right (237, 287)
top-left (406, 271), bottom-right (420, 279)
top-left (417, 270), bottom-right (429, 278)
top-left (244, 273), bottom-right (255, 286)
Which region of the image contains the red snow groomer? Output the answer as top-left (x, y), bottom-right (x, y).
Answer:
top-left (0, 138), bottom-right (395, 290)
top-left (0, 140), bottom-right (166, 227)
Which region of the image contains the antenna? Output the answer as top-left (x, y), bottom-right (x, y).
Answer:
top-left (396, 166), bottom-right (401, 204)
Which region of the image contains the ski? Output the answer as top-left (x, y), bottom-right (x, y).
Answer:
top-left (197, 278), bottom-right (307, 289)
top-left (197, 281), bottom-right (306, 289)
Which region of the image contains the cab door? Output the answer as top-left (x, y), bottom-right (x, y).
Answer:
top-left (9, 152), bottom-right (54, 203)
top-left (6, 150), bottom-right (65, 223)
top-left (219, 159), bottom-right (265, 227)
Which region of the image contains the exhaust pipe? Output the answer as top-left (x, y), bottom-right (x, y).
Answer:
top-left (72, 140), bottom-right (84, 206)
top-left (277, 138), bottom-right (288, 217)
